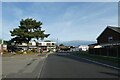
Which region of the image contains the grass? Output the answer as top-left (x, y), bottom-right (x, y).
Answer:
top-left (72, 51), bottom-right (120, 64)
top-left (16, 50), bottom-right (37, 54)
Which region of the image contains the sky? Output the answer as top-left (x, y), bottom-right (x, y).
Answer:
top-left (2, 2), bottom-right (118, 42)
top-left (0, 2), bottom-right (2, 39)
top-left (1, 0), bottom-right (120, 2)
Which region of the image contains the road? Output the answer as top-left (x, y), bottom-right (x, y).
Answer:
top-left (40, 53), bottom-right (119, 78)
top-left (2, 52), bottom-right (119, 79)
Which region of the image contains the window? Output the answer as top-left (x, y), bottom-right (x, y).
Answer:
top-left (47, 43), bottom-right (50, 46)
top-left (39, 43), bottom-right (42, 46)
top-left (52, 43), bottom-right (55, 45)
top-left (108, 36), bottom-right (113, 42)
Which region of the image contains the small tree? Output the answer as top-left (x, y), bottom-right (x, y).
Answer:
top-left (59, 44), bottom-right (65, 46)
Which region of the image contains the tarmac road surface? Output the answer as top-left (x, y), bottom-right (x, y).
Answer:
top-left (39, 53), bottom-right (119, 78)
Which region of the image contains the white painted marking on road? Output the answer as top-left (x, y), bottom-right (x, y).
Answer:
top-left (71, 55), bottom-right (120, 70)
top-left (36, 54), bottom-right (49, 79)
top-left (45, 53), bottom-right (48, 58)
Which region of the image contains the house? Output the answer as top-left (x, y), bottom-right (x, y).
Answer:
top-left (78, 45), bottom-right (89, 51)
top-left (0, 40), bottom-right (7, 54)
top-left (58, 46), bottom-right (70, 52)
top-left (58, 46), bottom-right (80, 52)
top-left (88, 43), bottom-right (102, 49)
top-left (89, 26), bottom-right (120, 57)
top-left (69, 46), bottom-right (79, 52)
top-left (97, 26), bottom-right (120, 47)
top-left (0, 40), bottom-right (3, 53)
top-left (89, 26), bottom-right (120, 48)
top-left (18, 41), bottom-right (57, 52)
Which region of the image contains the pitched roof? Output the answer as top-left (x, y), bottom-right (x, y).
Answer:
top-left (107, 26), bottom-right (120, 33)
top-left (97, 26), bottom-right (120, 40)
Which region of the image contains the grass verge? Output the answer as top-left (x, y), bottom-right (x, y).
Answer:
top-left (71, 51), bottom-right (120, 65)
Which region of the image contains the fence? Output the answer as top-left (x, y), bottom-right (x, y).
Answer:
top-left (89, 45), bottom-right (120, 57)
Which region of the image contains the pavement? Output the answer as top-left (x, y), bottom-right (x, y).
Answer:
top-left (2, 53), bottom-right (47, 78)
top-left (0, 54), bottom-right (2, 80)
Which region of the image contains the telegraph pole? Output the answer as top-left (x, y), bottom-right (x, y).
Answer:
top-left (57, 38), bottom-right (59, 52)
top-left (1, 39), bottom-right (3, 55)
top-left (57, 38), bottom-right (59, 46)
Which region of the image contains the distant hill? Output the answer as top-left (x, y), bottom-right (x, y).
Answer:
top-left (60, 40), bottom-right (96, 46)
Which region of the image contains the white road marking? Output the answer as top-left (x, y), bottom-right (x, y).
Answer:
top-left (36, 54), bottom-right (48, 79)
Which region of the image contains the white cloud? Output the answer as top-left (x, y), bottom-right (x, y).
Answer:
top-left (49, 3), bottom-right (117, 40)
top-left (2, 2), bottom-right (118, 41)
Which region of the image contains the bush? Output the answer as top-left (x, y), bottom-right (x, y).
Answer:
top-left (31, 48), bottom-right (37, 53)
top-left (25, 50), bottom-right (34, 54)
top-left (16, 51), bottom-right (23, 54)
top-left (3, 50), bottom-right (8, 54)
top-left (16, 50), bottom-right (35, 54)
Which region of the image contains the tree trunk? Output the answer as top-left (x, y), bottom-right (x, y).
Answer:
top-left (27, 42), bottom-right (29, 50)
top-left (36, 42), bottom-right (39, 53)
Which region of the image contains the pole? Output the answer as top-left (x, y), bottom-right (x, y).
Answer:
top-left (1, 40), bottom-right (3, 55)
top-left (57, 38), bottom-right (58, 46)
top-left (57, 38), bottom-right (59, 52)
